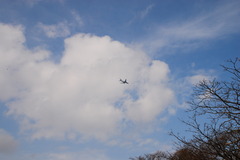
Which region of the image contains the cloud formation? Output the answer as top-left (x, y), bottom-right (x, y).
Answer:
top-left (140, 4), bottom-right (154, 19)
top-left (0, 23), bottom-right (174, 142)
top-left (47, 149), bottom-right (110, 160)
top-left (23, 0), bottom-right (65, 6)
top-left (0, 129), bottom-right (18, 154)
top-left (37, 22), bottom-right (71, 38)
top-left (142, 0), bottom-right (240, 54)
top-left (36, 11), bottom-right (83, 38)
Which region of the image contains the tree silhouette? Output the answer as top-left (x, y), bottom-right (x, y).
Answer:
top-left (131, 58), bottom-right (240, 160)
top-left (171, 58), bottom-right (240, 160)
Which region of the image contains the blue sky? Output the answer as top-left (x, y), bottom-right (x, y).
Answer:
top-left (0, 0), bottom-right (239, 159)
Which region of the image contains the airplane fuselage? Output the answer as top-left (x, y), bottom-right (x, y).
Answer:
top-left (120, 79), bottom-right (128, 84)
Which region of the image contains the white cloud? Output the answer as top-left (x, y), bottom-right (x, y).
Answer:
top-left (140, 4), bottom-right (154, 19)
top-left (171, 69), bottom-right (216, 110)
top-left (8, 149), bottom-right (110, 160)
top-left (36, 11), bottom-right (83, 39)
top-left (0, 23), bottom-right (174, 142)
top-left (125, 61), bottom-right (174, 122)
top-left (186, 69), bottom-right (215, 85)
top-left (0, 129), bottom-right (18, 154)
top-left (187, 74), bottom-right (210, 85)
top-left (23, 0), bottom-right (41, 6)
top-left (23, 0), bottom-right (65, 6)
top-left (70, 10), bottom-right (84, 27)
top-left (142, 0), bottom-right (240, 54)
top-left (37, 22), bottom-right (71, 38)
top-left (127, 4), bottom-right (154, 25)
top-left (47, 149), bottom-right (110, 160)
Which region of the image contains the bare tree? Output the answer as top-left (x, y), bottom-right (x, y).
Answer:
top-left (190, 59), bottom-right (240, 127)
top-left (130, 58), bottom-right (240, 160)
top-left (170, 146), bottom-right (214, 160)
top-left (171, 58), bottom-right (240, 160)
top-left (129, 151), bottom-right (171, 160)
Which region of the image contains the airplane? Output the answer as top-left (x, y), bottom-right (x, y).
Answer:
top-left (120, 79), bottom-right (128, 84)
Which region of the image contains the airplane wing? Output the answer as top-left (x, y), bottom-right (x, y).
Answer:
top-left (120, 78), bottom-right (128, 84)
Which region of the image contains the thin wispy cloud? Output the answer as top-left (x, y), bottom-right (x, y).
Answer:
top-left (37, 22), bottom-right (71, 38)
top-left (70, 10), bottom-right (84, 27)
top-left (142, 1), bottom-right (240, 54)
top-left (47, 149), bottom-right (110, 160)
top-left (23, 0), bottom-right (65, 6)
top-left (36, 11), bottom-right (83, 38)
top-left (127, 3), bottom-right (154, 25)
top-left (140, 4), bottom-right (154, 19)
top-left (0, 129), bottom-right (18, 154)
